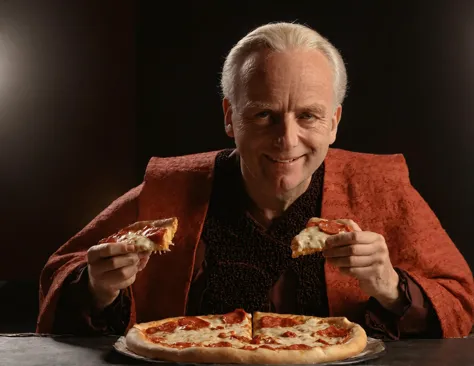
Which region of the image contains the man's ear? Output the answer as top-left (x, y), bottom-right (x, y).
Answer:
top-left (329, 105), bottom-right (342, 144)
top-left (222, 98), bottom-right (235, 138)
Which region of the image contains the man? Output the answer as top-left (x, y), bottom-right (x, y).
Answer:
top-left (37, 22), bottom-right (474, 339)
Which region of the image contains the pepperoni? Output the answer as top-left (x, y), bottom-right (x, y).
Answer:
top-left (250, 336), bottom-right (262, 345)
top-left (231, 334), bottom-right (252, 342)
top-left (241, 346), bottom-right (257, 351)
top-left (282, 331), bottom-right (297, 338)
top-left (218, 333), bottom-right (228, 338)
top-left (215, 326), bottom-right (224, 330)
top-left (281, 344), bottom-right (312, 350)
top-left (143, 227), bottom-right (166, 242)
top-left (178, 317), bottom-right (210, 331)
top-left (314, 338), bottom-right (331, 345)
top-left (206, 342), bottom-right (232, 348)
top-left (145, 327), bottom-right (158, 334)
top-left (260, 316), bottom-right (304, 328)
top-left (153, 321), bottom-right (178, 333)
top-left (222, 309), bottom-right (247, 324)
top-left (259, 345), bottom-right (275, 350)
top-left (316, 326), bottom-right (350, 338)
top-left (318, 221), bottom-right (352, 235)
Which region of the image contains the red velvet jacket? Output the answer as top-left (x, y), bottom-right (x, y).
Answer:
top-left (36, 148), bottom-right (474, 337)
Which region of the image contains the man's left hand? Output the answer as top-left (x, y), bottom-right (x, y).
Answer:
top-left (323, 220), bottom-right (401, 311)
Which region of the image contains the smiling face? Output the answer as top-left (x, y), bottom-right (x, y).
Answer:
top-left (223, 48), bottom-right (342, 198)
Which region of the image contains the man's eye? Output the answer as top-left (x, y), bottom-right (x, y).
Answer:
top-left (255, 111), bottom-right (271, 118)
top-left (299, 112), bottom-right (314, 120)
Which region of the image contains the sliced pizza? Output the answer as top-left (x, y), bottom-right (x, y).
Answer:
top-left (99, 217), bottom-right (178, 254)
top-left (124, 309), bottom-right (368, 364)
top-left (291, 217), bottom-right (353, 258)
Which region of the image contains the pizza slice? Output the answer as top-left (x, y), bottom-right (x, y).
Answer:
top-left (291, 217), bottom-right (353, 258)
top-left (99, 217), bottom-right (178, 254)
top-left (252, 311), bottom-right (367, 362)
top-left (125, 309), bottom-right (253, 363)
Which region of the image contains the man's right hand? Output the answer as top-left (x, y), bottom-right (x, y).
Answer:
top-left (87, 242), bottom-right (150, 310)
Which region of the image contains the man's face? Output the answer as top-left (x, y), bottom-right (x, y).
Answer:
top-left (223, 48), bottom-right (342, 197)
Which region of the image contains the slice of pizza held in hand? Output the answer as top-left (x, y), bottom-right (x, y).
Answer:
top-left (291, 218), bottom-right (353, 258)
top-left (99, 217), bottom-right (178, 254)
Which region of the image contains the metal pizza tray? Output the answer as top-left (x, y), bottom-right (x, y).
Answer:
top-left (113, 336), bottom-right (386, 365)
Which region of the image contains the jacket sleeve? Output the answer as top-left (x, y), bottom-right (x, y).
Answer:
top-left (385, 179), bottom-right (474, 338)
top-left (36, 184), bottom-right (143, 334)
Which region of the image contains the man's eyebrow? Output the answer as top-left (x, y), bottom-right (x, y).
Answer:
top-left (242, 101), bottom-right (274, 110)
top-left (299, 103), bottom-right (326, 115)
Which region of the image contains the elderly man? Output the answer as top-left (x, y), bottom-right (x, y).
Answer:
top-left (37, 22), bottom-right (474, 340)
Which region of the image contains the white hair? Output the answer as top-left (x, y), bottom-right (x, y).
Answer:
top-left (220, 22), bottom-right (348, 107)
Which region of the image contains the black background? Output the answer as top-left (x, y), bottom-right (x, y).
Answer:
top-left (0, 0), bottom-right (472, 331)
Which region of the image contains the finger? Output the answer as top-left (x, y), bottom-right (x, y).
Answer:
top-left (335, 219), bottom-right (362, 232)
top-left (87, 242), bottom-right (136, 263)
top-left (137, 255), bottom-right (150, 271)
top-left (325, 231), bottom-right (379, 248)
top-left (326, 255), bottom-right (376, 268)
top-left (339, 266), bottom-right (373, 277)
top-left (90, 253), bottom-right (139, 276)
top-left (110, 273), bottom-right (137, 292)
top-left (102, 264), bottom-right (138, 286)
top-left (323, 244), bottom-right (375, 258)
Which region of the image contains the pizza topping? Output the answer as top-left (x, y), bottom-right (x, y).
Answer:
top-left (313, 337), bottom-right (330, 345)
top-left (230, 334), bottom-right (252, 343)
top-left (259, 345), bottom-right (275, 350)
top-left (241, 345), bottom-right (257, 351)
top-left (307, 219), bottom-right (352, 235)
top-left (282, 331), bottom-right (297, 338)
top-left (206, 342), bottom-right (233, 348)
top-left (178, 317), bottom-right (210, 330)
top-left (282, 344), bottom-right (313, 350)
top-left (170, 342), bottom-right (198, 348)
top-left (250, 335), bottom-right (262, 344)
top-left (100, 226), bottom-right (166, 244)
top-left (316, 325), bottom-right (350, 338)
top-left (149, 336), bottom-right (165, 343)
top-left (222, 309), bottom-right (247, 324)
top-left (152, 321), bottom-right (178, 333)
top-left (218, 333), bottom-right (228, 338)
top-left (259, 316), bottom-right (304, 328)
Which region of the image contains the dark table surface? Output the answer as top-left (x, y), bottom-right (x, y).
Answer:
top-left (1, 333), bottom-right (474, 366)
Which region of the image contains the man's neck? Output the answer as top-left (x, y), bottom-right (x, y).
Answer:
top-left (243, 175), bottom-right (312, 228)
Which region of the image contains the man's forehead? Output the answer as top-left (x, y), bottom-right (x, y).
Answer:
top-left (236, 48), bottom-right (334, 106)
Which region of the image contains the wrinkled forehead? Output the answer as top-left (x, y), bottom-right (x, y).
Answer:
top-left (235, 48), bottom-right (335, 109)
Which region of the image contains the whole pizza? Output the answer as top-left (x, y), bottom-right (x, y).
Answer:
top-left (125, 309), bottom-right (367, 364)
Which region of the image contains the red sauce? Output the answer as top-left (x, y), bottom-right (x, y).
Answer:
top-left (316, 326), bottom-right (350, 338)
top-left (259, 345), bottom-right (275, 350)
top-left (178, 317), bottom-right (210, 331)
top-left (282, 331), bottom-right (297, 338)
top-left (206, 342), bottom-right (233, 348)
top-left (263, 338), bottom-right (279, 345)
top-left (145, 327), bottom-right (158, 334)
top-left (218, 333), bottom-right (228, 338)
top-left (215, 326), bottom-right (224, 330)
top-left (241, 346), bottom-right (257, 351)
top-left (260, 316), bottom-right (304, 328)
top-left (281, 344), bottom-right (312, 350)
top-left (222, 309), bottom-right (247, 324)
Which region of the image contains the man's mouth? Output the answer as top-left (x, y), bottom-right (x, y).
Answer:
top-left (265, 155), bottom-right (303, 164)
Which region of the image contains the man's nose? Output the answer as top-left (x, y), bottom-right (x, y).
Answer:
top-left (275, 115), bottom-right (298, 149)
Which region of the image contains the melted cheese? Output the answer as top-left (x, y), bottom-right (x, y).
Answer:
top-left (255, 318), bottom-right (348, 347)
top-left (294, 226), bottom-right (329, 251)
top-left (116, 232), bottom-right (156, 251)
top-left (146, 316), bottom-right (252, 348)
